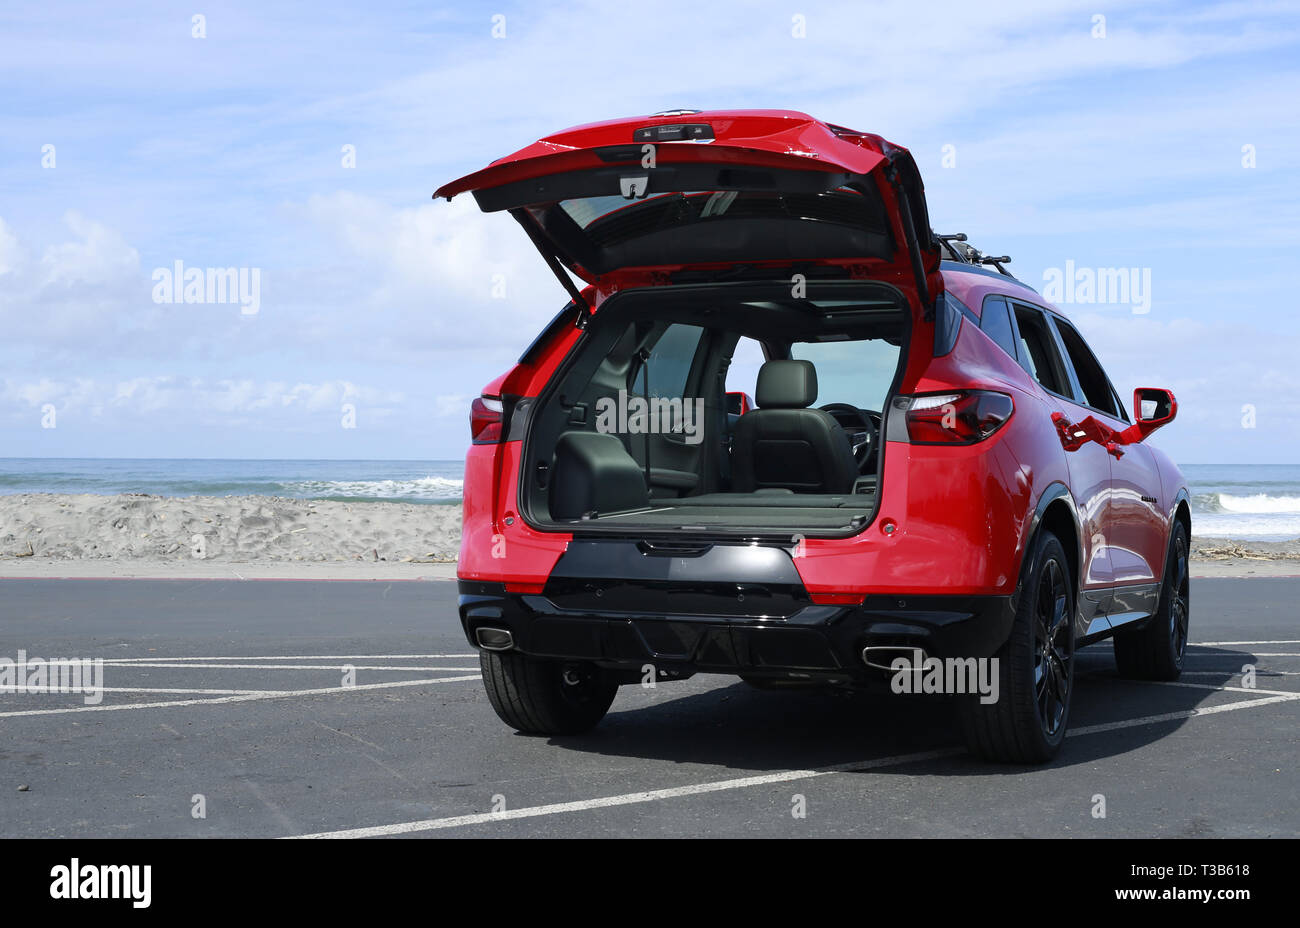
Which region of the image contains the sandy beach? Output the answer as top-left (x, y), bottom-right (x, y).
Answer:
top-left (0, 493), bottom-right (1297, 579)
top-left (0, 494), bottom-right (460, 579)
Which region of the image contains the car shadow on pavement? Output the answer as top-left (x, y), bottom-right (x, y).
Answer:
top-left (534, 644), bottom-right (1269, 774)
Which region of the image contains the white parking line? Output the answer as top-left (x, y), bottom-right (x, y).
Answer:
top-left (0, 675), bottom-right (482, 719)
top-left (90, 663), bottom-right (479, 671)
top-left (287, 747), bottom-right (965, 839)
top-left (94, 654), bottom-right (477, 663)
top-left (1193, 640), bottom-right (1300, 647)
top-left (1, 685), bottom-right (269, 696)
top-left (288, 689), bottom-right (1300, 839)
top-left (1186, 652), bottom-right (1300, 658)
top-left (1090, 641), bottom-right (1300, 652)
top-left (1115, 679), bottom-right (1300, 698)
top-left (1067, 693), bottom-right (1299, 735)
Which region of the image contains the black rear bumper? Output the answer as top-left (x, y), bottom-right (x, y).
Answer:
top-left (457, 580), bottom-right (1016, 682)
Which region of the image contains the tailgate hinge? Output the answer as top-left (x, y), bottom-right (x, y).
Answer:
top-left (884, 161), bottom-right (934, 318)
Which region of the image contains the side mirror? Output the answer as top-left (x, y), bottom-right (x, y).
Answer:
top-left (726, 391), bottom-right (753, 416)
top-left (1128, 387), bottom-right (1177, 440)
top-left (1060, 387), bottom-right (1178, 455)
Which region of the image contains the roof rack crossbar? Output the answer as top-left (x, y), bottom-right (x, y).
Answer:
top-left (936, 231), bottom-right (1025, 284)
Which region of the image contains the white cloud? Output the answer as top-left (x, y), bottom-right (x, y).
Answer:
top-left (1069, 312), bottom-right (1300, 459)
top-left (0, 218), bottom-right (22, 276)
top-left (0, 0), bottom-right (1296, 459)
top-left (0, 212), bottom-right (150, 344)
top-left (37, 211), bottom-right (140, 288)
top-left (295, 191), bottom-right (568, 353)
top-left (0, 376), bottom-right (408, 428)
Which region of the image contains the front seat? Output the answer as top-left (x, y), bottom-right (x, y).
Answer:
top-left (730, 360), bottom-right (858, 493)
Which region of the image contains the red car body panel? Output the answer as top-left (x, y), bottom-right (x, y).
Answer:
top-left (434, 110), bottom-right (888, 203)
top-left (435, 109), bottom-right (942, 314)
top-left (459, 440), bottom-right (569, 594)
top-left (444, 109), bottom-right (1188, 665)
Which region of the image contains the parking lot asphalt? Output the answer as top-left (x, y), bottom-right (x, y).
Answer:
top-left (1, 577), bottom-right (1296, 838)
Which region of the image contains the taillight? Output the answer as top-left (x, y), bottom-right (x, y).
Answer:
top-left (905, 390), bottom-right (1013, 444)
top-left (470, 396), bottom-right (504, 444)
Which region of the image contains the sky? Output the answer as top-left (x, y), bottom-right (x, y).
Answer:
top-left (1, 0), bottom-right (1297, 463)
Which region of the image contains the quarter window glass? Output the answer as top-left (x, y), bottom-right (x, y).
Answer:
top-left (725, 336), bottom-right (765, 397)
top-left (980, 296), bottom-right (1018, 360)
top-left (934, 293), bottom-right (973, 356)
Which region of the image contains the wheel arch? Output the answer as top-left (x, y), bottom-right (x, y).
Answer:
top-left (1160, 487), bottom-right (1192, 587)
top-left (1172, 488), bottom-right (1192, 538)
top-left (1021, 483), bottom-right (1083, 618)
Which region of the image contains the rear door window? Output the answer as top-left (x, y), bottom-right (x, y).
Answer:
top-left (640, 323), bottom-right (705, 400)
top-left (979, 296), bottom-right (1019, 361)
top-left (1009, 303), bottom-right (1071, 396)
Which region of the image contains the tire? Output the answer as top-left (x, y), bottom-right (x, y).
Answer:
top-left (957, 530), bottom-right (1075, 764)
top-left (1113, 521), bottom-right (1190, 681)
top-left (479, 650), bottom-right (617, 735)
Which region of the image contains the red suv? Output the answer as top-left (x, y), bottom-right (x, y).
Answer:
top-left (437, 110), bottom-right (1190, 763)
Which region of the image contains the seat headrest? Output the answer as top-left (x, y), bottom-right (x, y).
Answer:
top-left (755, 359), bottom-right (818, 409)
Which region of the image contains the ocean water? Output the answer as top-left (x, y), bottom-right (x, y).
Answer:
top-left (0, 459), bottom-right (1297, 540)
top-left (1183, 464), bottom-right (1300, 541)
top-left (0, 458), bottom-right (464, 504)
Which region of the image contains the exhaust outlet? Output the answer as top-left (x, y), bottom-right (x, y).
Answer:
top-left (861, 645), bottom-right (928, 672)
top-left (475, 627), bottom-right (515, 651)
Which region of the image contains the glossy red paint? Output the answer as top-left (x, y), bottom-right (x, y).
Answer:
top-left (458, 440), bottom-right (571, 589)
top-left (791, 431), bottom-right (1031, 598)
top-left (444, 110), bottom-right (1186, 652)
top-left (435, 109), bottom-right (941, 310)
top-left (434, 110), bottom-right (887, 202)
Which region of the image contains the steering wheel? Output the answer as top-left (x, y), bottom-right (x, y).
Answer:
top-left (819, 403), bottom-right (879, 471)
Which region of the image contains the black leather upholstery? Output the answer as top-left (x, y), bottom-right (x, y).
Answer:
top-left (550, 432), bottom-right (649, 519)
top-left (731, 361), bottom-right (859, 493)
top-left (755, 359), bottom-right (818, 409)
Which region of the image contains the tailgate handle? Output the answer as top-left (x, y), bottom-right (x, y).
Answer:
top-left (637, 540), bottom-right (713, 558)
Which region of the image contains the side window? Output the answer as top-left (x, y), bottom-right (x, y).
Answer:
top-left (725, 336), bottom-right (765, 399)
top-left (1009, 303), bottom-right (1070, 396)
top-left (640, 323), bottom-right (705, 400)
top-left (1050, 317), bottom-right (1120, 417)
top-left (979, 295), bottom-right (1019, 360)
top-left (935, 292), bottom-right (976, 356)
top-left (1111, 385), bottom-right (1131, 422)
